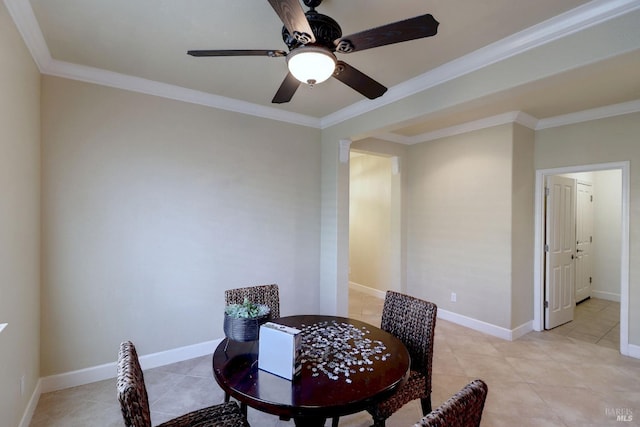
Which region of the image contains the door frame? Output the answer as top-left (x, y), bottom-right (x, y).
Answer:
top-left (533, 161), bottom-right (630, 355)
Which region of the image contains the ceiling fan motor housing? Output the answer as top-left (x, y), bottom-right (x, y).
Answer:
top-left (282, 10), bottom-right (342, 51)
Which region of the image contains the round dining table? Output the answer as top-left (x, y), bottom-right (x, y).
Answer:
top-left (213, 314), bottom-right (410, 427)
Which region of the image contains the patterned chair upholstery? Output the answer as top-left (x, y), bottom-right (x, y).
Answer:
top-left (224, 283), bottom-right (280, 409)
top-left (367, 291), bottom-right (437, 427)
top-left (413, 379), bottom-right (488, 427)
top-left (225, 283), bottom-right (280, 320)
top-left (116, 341), bottom-right (249, 427)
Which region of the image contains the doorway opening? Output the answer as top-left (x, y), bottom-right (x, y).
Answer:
top-left (533, 162), bottom-right (630, 356)
top-left (348, 150), bottom-right (401, 323)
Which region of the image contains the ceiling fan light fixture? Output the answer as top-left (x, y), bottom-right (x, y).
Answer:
top-left (287, 47), bottom-right (336, 85)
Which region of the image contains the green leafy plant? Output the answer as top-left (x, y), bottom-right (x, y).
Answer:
top-left (224, 297), bottom-right (270, 319)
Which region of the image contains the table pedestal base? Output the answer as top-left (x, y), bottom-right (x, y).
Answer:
top-left (293, 417), bottom-right (326, 427)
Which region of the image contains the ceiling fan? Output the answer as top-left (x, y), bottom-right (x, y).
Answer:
top-left (187, 0), bottom-right (439, 104)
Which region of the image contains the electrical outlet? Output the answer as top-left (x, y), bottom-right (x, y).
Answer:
top-left (450, 292), bottom-right (457, 302)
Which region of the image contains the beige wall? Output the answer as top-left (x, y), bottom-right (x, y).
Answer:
top-left (351, 125), bottom-right (535, 331)
top-left (349, 153), bottom-right (394, 292)
top-left (511, 125), bottom-right (535, 327)
top-left (40, 76), bottom-right (322, 376)
top-left (406, 125), bottom-right (515, 328)
top-left (321, 8), bottom-right (640, 327)
top-left (0, 2), bottom-right (41, 425)
top-left (2, 5), bottom-right (639, 424)
top-left (535, 112), bottom-right (640, 345)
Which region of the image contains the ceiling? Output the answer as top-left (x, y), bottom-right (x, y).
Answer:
top-left (9, 0), bottom-right (640, 139)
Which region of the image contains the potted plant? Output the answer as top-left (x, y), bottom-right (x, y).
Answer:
top-left (223, 297), bottom-right (271, 341)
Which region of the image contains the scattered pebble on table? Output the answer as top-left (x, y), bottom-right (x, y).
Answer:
top-left (299, 320), bottom-right (389, 383)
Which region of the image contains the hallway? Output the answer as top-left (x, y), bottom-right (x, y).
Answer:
top-left (547, 297), bottom-right (620, 350)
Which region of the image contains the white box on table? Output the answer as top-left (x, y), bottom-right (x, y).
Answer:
top-left (258, 322), bottom-right (302, 380)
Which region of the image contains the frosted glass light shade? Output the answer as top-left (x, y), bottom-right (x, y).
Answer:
top-left (287, 47), bottom-right (336, 85)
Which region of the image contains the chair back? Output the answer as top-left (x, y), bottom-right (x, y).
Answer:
top-left (225, 284), bottom-right (280, 319)
top-left (414, 379), bottom-right (488, 427)
top-left (117, 341), bottom-right (152, 427)
top-left (381, 291), bottom-right (437, 378)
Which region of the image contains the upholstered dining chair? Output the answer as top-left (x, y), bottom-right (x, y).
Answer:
top-left (117, 341), bottom-right (249, 427)
top-left (413, 379), bottom-right (488, 427)
top-left (225, 283), bottom-right (280, 320)
top-left (366, 290), bottom-right (437, 427)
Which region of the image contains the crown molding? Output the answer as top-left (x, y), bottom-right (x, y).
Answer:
top-left (5, 0), bottom-right (640, 131)
top-left (2, 0), bottom-right (321, 128)
top-left (536, 99), bottom-right (640, 129)
top-left (3, 0), bottom-right (51, 70)
top-left (376, 111), bottom-right (539, 145)
top-left (45, 59), bottom-right (322, 128)
top-left (320, 0), bottom-right (640, 129)
top-left (373, 99), bottom-right (640, 144)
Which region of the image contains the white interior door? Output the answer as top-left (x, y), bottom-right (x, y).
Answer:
top-left (545, 175), bottom-right (576, 329)
top-left (575, 181), bottom-right (593, 303)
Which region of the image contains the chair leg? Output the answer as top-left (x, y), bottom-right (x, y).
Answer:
top-left (371, 420), bottom-right (385, 427)
top-left (224, 392), bottom-right (230, 403)
top-left (240, 402), bottom-right (247, 416)
top-left (421, 395), bottom-right (432, 415)
top-left (332, 416), bottom-right (339, 427)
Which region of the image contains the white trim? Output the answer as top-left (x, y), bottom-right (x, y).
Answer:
top-left (375, 100), bottom-right (640, 145)
top-left (406, 111), bottom-right (539, 144)
top-left (511, 321), bottom-right (535, 341)
top-left (5, 0), bottom-right (639, 129)
top-left (321, 0), bottom-right (640, 129)
top-left (39, 339), bottom-right (222, 393)
top-left (348, 283), bottom-right (533, 340)
top-left (391, 157), bottom-right (400, 175)
top-left (536, 99), bottom-right (640, 129)
top-left (437, 309), bottom-right (533, 341)
top-left (18, 380), bottom-right (42, 427)
top-left (620, 162), bottom-right (631, 356)
top-left (592, 290), bottom-right (621, 303)
top-left (370, 132), bottom-right (412, 145)
top-left (0, 323), bottom-right (7, 334)
top-left (2, 0), bottom-right (52, 71)
top-left (339, 139), bottom-right (352, 163)
top-left (533, 161), bottom-right (632, 358)
top-left (348, 282), bottom-right (387, 299)
top-left (628, 344), bottom-right (640, 359)
top-left (45, 59), bottom-right (322, 129)
top-left (18, 379), bottom-right (41, 427)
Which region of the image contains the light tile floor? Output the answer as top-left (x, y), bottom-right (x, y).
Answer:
top-left (547, 297), bottom-right (620, 350)
top-left (30, 290), bottom-right (639, 427)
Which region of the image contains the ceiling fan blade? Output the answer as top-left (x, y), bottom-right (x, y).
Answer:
top-left (272, 72), bottom-right (300, 104)
top-left (332, 61), bottom-right (387, 100)
top-left (187, 49), bottom-right (287, 57)
top-left (334, 14), bottom-right (439, 53)
top-left (267, 0), bottom-right (316, 44)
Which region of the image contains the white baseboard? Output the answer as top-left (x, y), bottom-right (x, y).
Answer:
top-left (349, 282), bottom-right (386, 299)
top-left (626, 343), bottom-right (640, 359)
top-left (18, 380), bottom-right (42, 427)
top-left (437, 308), bottom-right (533, 341)
top-left (39, 338), bottom-right (223, 394)
top-left (510, 320), bottom-right (535, 340)
top-left (348, 284), bottom-right (534, 341)
top-left (18, 320), bottom-right (639, 426)
top-left (592, 290), bottom-right (621, 302)
top-left (21, 339), bottom-right (222, 427)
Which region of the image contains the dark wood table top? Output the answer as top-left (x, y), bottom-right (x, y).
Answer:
top-left (213, 315), bottom-right (410, 426)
